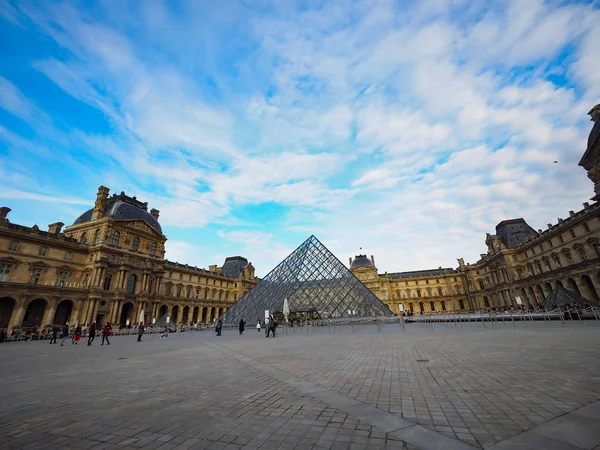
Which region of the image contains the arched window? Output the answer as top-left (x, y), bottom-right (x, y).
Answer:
top-left (80, 232), bottom-right (87, 243)
top-left (430, 301), bottom-right (435, 311)
top-left (126, 274), bottom-right (137, 294)
top-left (93, 229), bottom-right (100, 245)
top-left (419, 302), bottom-right (425, 313)
top-left (441, 301), bottom-right (446, 311)
top-left (416, 289), bottom-right (421, 298)
top-left (132, 237), bottom-right (140, 252)
top-left (150, 241), bottom-right (157, 256)
top-left (437, 287), bottom-right (443, 296)
top-left (186, 286), bottom-right (191, 298)
top-left (459, 299), bottom-right (465, 309)
top-left (176, 285), bottom-right (182, 297)
top-left (165, 284), bottom-right (172, 296)
top-left (111, 231), bottom-right (120, 246)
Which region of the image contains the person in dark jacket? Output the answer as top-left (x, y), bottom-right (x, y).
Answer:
top-left (50, 326), bottom-right (59, 344)
top-left (266, 316), bottom-right (277, 338)
top-left (73, 325), bottom-right (82, 345)
top-left (238, 319), bottom-right (245, 335)
top-left (137, 322), bottom-right (145, 342)
top-left (59, 324), bottom-right (70, 346)
top-left (87, 323), bottom-right (97, 346)
top-left (215, 320), bottom-right (223, 336)
top-left (101, 323), bottom-right (112, 346)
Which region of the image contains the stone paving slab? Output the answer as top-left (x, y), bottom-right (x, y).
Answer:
top-left (0, 321), bottom-right (599, 449)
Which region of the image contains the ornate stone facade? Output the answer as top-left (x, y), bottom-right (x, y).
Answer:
top-left (0, 187), bottom-right (258, 332)
top-left (353, 105), bottom-right (600, 314)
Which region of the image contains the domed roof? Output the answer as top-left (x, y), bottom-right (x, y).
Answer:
top-left (350, 254), bottom-right (374, 269)
top-left (73, 195), bottom-right (162, 233)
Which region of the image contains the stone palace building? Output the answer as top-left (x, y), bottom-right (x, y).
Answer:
top-left (351, 104), bottom-right (600, 315)
top-left (0, 187), bottom-right (258, 332)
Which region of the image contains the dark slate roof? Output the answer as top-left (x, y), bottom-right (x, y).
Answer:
top-left (495, 219), bottom-right (538, 249)
top-left (542, 285), bottom-right (600, 309)
top-left (73, 194), bottom-right (162, 233)
top-left (578, 105), bottom-right (600, 169)
top-left (388, 268), bottom-right (456, 279)
top-left (350, 255), bottom-right (374, 269)
top-left (220, 256), bottom-right (249, 278)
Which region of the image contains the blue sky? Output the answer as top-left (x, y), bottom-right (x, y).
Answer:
top-left (0, 0), bottom-right (599, 276)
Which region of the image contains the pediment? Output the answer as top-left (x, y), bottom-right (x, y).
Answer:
top-left (126, 220), bottom-right (162, 237)
top-left (0, 256), bottom-right (22, 265)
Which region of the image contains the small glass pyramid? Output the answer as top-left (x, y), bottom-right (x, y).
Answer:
top-left (220, 235), bottom-right (395, 324)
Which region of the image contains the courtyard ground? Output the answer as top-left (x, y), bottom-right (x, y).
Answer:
top-left (0, 320), bottom-right (599, 450)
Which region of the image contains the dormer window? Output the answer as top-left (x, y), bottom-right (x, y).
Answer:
top-left (93, 229), bottom-right (100, 245)
top-left (80, 232), bottom-right (87, 243)
top-left (8, 241), bottom-right (18, 251)
top-left (111, 231), bottom-right (120, 246)
top-left (64, 251), bottom-right (72, 261)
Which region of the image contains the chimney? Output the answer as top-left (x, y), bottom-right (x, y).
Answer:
top-left (209, 265), bottom-right (217, 272)
top-left (150, 208), bottom-right (160, 220)
top-left (370, 255), bottom-right (375, 265)
top-left (569, 211), bottom-right (575, 217)
top-left (91, 186), bottom-right (110, 220)
top-left (583, 202), bottom-right (590, 209)
top-left (547, 224), bottom-right (552, 228)
top-left (349, 257), bottom-right (352, 266)
top-left (0, 207), bottom-right (10, 222)
top-left (537, 229), bottom-right (543, 233)
top-left (480, 254), bottom-right (486, 259)
top-left (48, 222), bottom-right (64, 234)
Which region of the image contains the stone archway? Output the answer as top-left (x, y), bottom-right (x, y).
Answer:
top-left (182, 306), bottom-right (190, 323)
top-left (581, 275), bottom-right (600, 302)
top-left (192, 306), bottom-right (199, 323)
top-left (119, 302), bottom-right (135, 326)
top-left (210, 307), bottom-right (216, 322)
top-left (171, 305), bottom-right (180, 324)
top-left (556, 280), bottom-right (564, 288)
top-left (53, 300), bottom-right (73, 325)
top-left (158, 304), bottom-right (168, 320)
top-left (528, 286), bottom-right (537, 304)
top-left (202, 307), bottom-right (208, 322)
top-left (0, 297), bottom-right (16, 329)
top-left (535, 285), bottom-right (545, 302)
top-left (22, 299), bottom-right (47, 328)
top-left (567, 278), bottom-right (581, 296)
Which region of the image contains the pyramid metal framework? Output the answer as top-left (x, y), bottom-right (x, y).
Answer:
top-left (219, 235), bottom-right (395, 325)
top-left (542, 285), bottom-right (599, 309)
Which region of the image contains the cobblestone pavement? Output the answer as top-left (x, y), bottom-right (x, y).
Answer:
top-left (0, 320), bottom-right (599, 450)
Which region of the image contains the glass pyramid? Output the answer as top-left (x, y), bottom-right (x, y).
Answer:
top-left (220, 235), bottom-right (395, 325)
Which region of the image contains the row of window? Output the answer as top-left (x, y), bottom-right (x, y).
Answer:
top-left (164, 284), bottom-right (232, 300)
top-left (167, 271), bottom-right (230, 286)
top-left (525, 225), bottom-right (591, 258)
top-left (8, 241), bottom-right (73, 260)
top-left (394, 276), bottom-right (459, 287)
top-left (0, 264), bottom-right (68, 286)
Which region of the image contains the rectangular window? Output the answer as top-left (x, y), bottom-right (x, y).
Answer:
top-left (179, 273), bottom-right (182, 280)
top-left (29, 268), bottom-right (42, 285)
top-left (39, 246), bottom-right (47, 256)
top-left (8, 240), bottom-right (18, 251)
top-left (532, 247), bottom-right (536, 255)
top-left (478, 280), bottom-right (485, 290)
top-left (583, 222), bottom-right (590, 233)
top-left (189, 274), bottom-right (192, 281)
top-left (454, 277), bottom-right (457, 282)
top-left (166, 285), bottom-right (172, 296)
top-left (103, 274), bottom-right (112, 291)
top-left (570, 229), bottom-right (576, 238)
top-left (57, 271), bottom-right (68, 287)
top-left (559, 234), bottom-right (564, 244)
top-left (0, 263), bottom-right (11, 282)
top-left (425, 280), bottom-right (429, 284)
top-left (64, 251), bottom-right (72, 261)
top-left (548, 240), bottom-right (553, 248)
top-left (512, 255), bottom-right (518, 262)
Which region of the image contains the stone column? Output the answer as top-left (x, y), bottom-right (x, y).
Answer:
top-left (7, 297), bottom-right (27, 332)
top-left (42, 298), bottom-right (58, 327)
top-left (121, 271), bottom-right (128, 289)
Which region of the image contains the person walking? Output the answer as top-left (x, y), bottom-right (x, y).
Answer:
top-left (59, 324), bottom-right (70, 346)
top-left (215, 319), bottom-right (223, 336)
top-left (256, 319), bottom-right (261, 332)
top-left (264, 317), bottom-right (270, 337)
top-left (50, 326), bottom-right (59, 344)
top-left (266, 316), bottom-right (277, 338)
top-left (137, 322), bottom-right (145, 342)
top-left (73, 325), bottom-right (82, 345)
top-left (87, 323), bottom-right (96, 346)
top-left (101, 322), bottom-right (112, 346)
top-left (239, 319), bottom-right (245, 335)
top-left (160, 325), bottom-right (169, 339)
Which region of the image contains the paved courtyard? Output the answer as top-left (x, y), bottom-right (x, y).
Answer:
top-left (0, 321), bottom-right (599, 450)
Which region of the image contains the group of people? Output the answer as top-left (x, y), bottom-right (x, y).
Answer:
top-left (44, 321), bottom-right (149, 345)
top-left (213, 316), bottom-right (279, 337)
